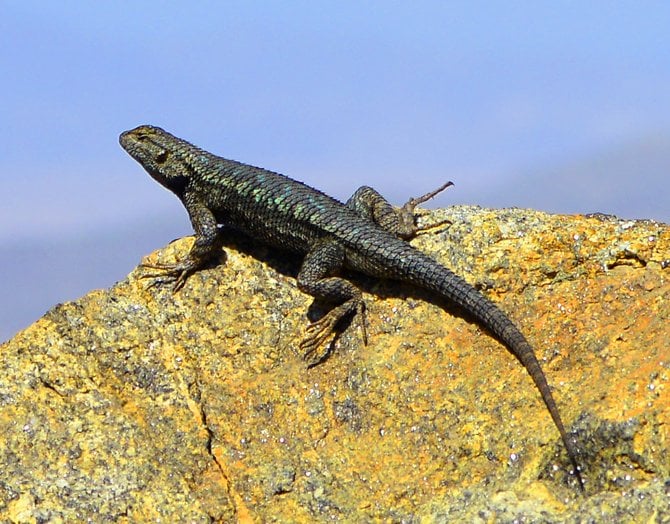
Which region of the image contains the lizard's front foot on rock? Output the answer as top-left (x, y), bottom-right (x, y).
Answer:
top-left (140, 259), bottom-right (198, 292)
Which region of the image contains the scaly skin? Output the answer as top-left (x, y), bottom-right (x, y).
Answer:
top-left (120, 125), bottom-right (584, 490)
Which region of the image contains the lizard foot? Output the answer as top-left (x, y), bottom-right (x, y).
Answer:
top-left (139, 259), bottom-right (197, 292)
top-left (401, 181), bottom-right (453, 235)
top-left (301, 299), bottom-right (366, 367)
top-left (401, 180), bottom-right (454, 214)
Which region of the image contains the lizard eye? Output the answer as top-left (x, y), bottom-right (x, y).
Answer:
top-left (156, 150), bottom-right (169, 164)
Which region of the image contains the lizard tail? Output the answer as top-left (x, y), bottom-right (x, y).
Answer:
top-left (412, 264), bottom-right (585, 490)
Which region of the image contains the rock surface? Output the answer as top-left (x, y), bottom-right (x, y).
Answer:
top-left (1, 206), bottom-right (669, 523)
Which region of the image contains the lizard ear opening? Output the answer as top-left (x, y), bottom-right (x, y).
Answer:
top-left (156, 150), bottom-right (169, 164)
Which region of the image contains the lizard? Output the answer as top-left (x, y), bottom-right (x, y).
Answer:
top-left (119, 124), bottom-right (585, 490)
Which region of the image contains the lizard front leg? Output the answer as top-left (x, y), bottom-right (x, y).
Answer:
top-left (298, 238), bottom-right (366, 366)
top-left (141, 192), bottom-right (223, 291)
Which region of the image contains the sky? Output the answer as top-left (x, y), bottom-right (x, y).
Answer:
top-left (1, 2), bottom-right (669, 341)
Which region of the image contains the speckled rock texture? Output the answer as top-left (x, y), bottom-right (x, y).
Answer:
top-left (1, 206), bottom-right (668, 523)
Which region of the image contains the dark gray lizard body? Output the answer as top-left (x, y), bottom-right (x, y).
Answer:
top-left (120, 124), bottom-right (584, 490)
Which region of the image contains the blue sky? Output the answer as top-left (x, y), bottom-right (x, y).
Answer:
top-left (1, 2), bottom-right (669, 339)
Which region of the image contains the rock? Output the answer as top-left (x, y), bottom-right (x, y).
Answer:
top-left (1, 206), bottom-right (668, 522)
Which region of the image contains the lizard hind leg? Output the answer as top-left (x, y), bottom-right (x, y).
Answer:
top-left (300, 298), bottom-right (366, 367)
top-left (297, 239), bottom-right (366, 366)
top-left (346, 182), bottom-right (453, 239)
top-left (399, 181), bottom-right (454, 235)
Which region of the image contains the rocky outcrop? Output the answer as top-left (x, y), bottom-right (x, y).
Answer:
top-left (1, 206), bottom-right (668, 522)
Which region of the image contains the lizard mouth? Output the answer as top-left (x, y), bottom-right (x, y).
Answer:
top-left (119, 128), bottom-right (142, 153)
top-left (119, 126), bottom-right (159, 160)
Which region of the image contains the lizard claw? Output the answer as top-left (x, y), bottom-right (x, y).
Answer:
top-left (412, 217), bottom-right (452, 236)
top-left (402, 181), bottom-right (453, 215)
top-left (139, 260), bottom-right (193, 292)
top-left (301, 313), bottom-right (339, 366)
top-left (300, 299), bottom-right (367, 366)
top-left (398, 181), bottom-right (454, 236)
top-left (357, 301), bottom-right (368, 346)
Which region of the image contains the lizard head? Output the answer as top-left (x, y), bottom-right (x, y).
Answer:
top-left (120, 125), bottom-right (192, 194)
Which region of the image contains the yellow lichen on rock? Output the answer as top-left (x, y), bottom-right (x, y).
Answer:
top-left (0, 207), bottom-right (668, 522)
